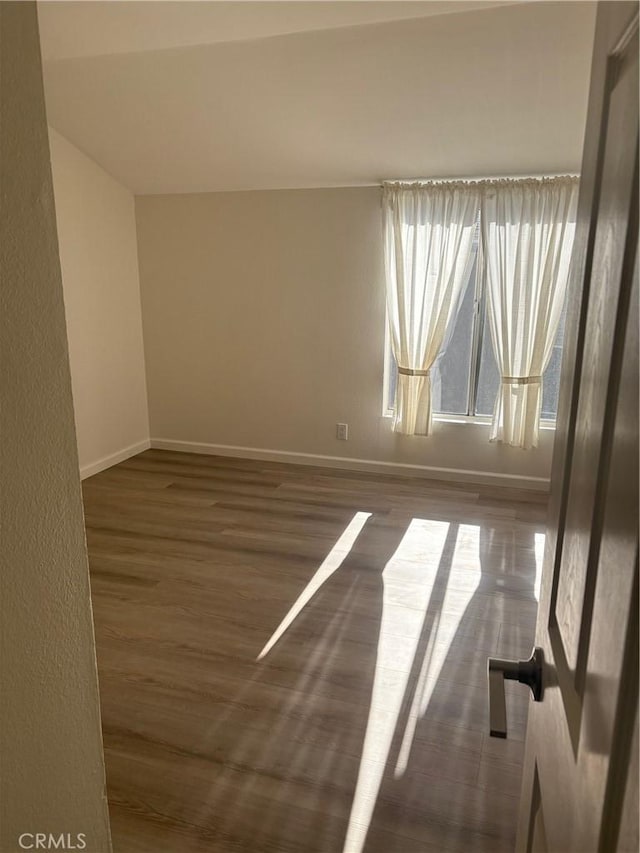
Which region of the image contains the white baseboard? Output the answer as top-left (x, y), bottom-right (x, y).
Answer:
top-left (80, 439), bottom-right (151, 480)
top-left (150, 438), bottom-right (550, 492)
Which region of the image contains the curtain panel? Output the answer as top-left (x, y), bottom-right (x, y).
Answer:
top-left (480, 177), bottom-right (579, 448)
top-left (382, 181), bottom-right (480, 435)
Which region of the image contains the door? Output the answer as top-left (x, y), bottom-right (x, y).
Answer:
top-left (492, 3), bottom-right (638, 852)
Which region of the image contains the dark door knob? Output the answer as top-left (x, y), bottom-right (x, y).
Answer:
top-left (487, 646), bottom-right (544, 738)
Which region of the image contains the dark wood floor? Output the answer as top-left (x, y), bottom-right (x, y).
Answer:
top-left (82, 449), bottom-right (546, 853)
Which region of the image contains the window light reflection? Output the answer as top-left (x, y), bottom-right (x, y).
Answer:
top-left (343, 518), bottom-right (452, 853)
top-left (534, 532), bottom-right (545, 602)
top-left (257, 511), bottom-right (371, 661)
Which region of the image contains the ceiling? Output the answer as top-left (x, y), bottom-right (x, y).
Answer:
top-left (38, 1), bottom-right (515, 61)
top-left (40, 1), bottom-right (597, 194)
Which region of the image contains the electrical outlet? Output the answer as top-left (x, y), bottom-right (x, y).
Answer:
top-left (336, 423), bottom-right (349, 440)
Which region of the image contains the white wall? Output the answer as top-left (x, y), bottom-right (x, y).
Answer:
top-left (136, 188), bottom-right (555, 488)
top-left (49, 128), bottom-right (149, 477)
top-left (1, 3), bottom-right (111, 849)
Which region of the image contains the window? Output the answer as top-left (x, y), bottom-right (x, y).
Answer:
top-left (384, 217), bottom-right (566, 422)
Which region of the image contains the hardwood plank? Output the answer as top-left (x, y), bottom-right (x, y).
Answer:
top-left (83, 450), bottom-right (544, 852)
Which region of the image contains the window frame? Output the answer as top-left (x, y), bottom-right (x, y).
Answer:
top-left (382, 224), bottom-right (559, 429)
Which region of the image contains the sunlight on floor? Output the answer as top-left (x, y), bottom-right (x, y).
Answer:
top-left (395, 523), bottom-right (481, 777)
top-left (343, 518), bottom-right (468, 853)
top-left (534, 532), bottom-right (545, 602)
top-left (255, 513), bottom-right (536, 853)
top-left (256, 511), bottom-right (371, 660)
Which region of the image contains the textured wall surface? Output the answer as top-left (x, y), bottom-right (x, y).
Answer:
top-left (136, 188), bottom-right (555, 485)
top-left (50, 128), bottom-right (150, 476)
top-left (0, 4), bottom-right (112, 850)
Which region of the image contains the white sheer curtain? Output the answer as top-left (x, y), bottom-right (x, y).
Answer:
top-left (383, 181), bottom-right (480, 435)
top-left (481, 176), bottom-right (579, 448)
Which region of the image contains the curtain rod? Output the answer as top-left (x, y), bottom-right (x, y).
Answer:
top-left (381, 173), bottom-right (579, 188)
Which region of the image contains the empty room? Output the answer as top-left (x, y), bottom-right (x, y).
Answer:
top-left (3, 2), bottom-right (638, 852)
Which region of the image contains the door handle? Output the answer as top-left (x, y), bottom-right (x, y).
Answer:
top-left (487, 647), bottom-right (544, 738)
